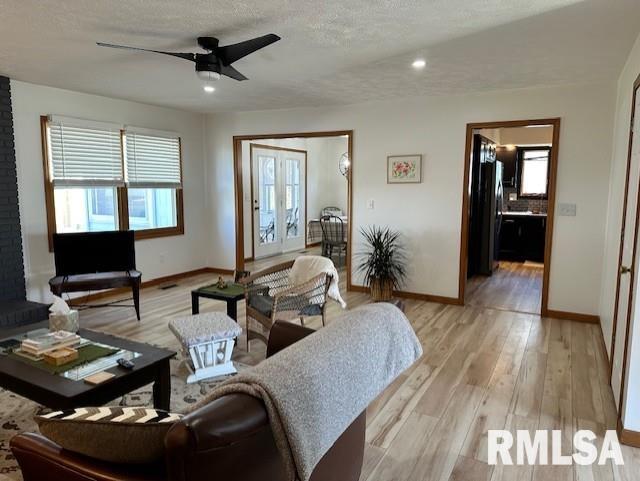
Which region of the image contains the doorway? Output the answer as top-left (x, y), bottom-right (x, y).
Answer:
top-left (609, 73), bottom-right (640, 422)
top-left (459, 119), bottom-right (561, 316)
top-left (250, 144), bottom-right (306, 258)
top-left (233, 131), bottom-right (353, 287)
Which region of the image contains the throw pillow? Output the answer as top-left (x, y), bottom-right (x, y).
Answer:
top-left (35, 406), bottom-right (182, 464)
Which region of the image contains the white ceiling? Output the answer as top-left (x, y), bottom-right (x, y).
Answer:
top-left (0, 0), bottom-right (639, 113)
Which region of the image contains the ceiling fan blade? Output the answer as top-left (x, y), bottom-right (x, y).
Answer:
top-left (217, 34), bottom-right (280, 65)
top-left (96, 42), bottom-right (196, 61)
top-left (220, 64), bottom-right (248, 81)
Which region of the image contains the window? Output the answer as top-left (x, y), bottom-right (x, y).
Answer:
top-left (518, 147), bottom-right (550, 198)
top-left (54, 187), bottom-right (118, 233)
top-left (41, 116), bottom-right (184, 249)
top-left (127, 188), bottom-right (177, 231)
top-left (124, 128), bottom-right (182, 236)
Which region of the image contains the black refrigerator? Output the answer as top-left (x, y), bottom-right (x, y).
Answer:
top-left (468, 134), bottom-right (503, 277)
top-left (479, 160), bottom-right (503, 275)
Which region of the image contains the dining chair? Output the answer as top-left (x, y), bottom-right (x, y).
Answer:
top-left (320, 215), bottom-right (347, 266)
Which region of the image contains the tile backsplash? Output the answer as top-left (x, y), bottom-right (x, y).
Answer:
top-left (503, 187), bottom-right (548, 213)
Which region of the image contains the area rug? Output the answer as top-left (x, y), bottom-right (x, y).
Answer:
top-left (0, 358), bottom-right (250, 480)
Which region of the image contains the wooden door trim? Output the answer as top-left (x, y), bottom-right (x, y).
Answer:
top-left (234, 130), bottom-right (354, 289)
top-left (458, 118), bottom-right (561, 317)
top-left (610, 73), bottom-right (640, 383)
top-left (611, 73), bottom-right (640, 417)
top-left (248, 143), bottom-right (308, 260)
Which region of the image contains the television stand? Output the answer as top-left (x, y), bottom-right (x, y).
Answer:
top-left (49, 270), bottom-right (141, 320)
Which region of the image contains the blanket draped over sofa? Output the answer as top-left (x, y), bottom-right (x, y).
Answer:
top-left (191, 303), bottom-right (422, 481)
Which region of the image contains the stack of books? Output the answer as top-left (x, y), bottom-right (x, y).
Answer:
top-left (16, 331), bottom-right (81, 361)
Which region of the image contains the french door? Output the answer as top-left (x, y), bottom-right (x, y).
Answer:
top-left (611, 76), bottom-right (640, 412)
top-left (251, 146), bottom-right (306, 259)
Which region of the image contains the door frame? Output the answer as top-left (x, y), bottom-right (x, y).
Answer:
top-left (609, 73), bottom-right (640, 416)
top-left (233, 130), bottom-right (354, 288)
top-left (458, 118), bottom-right (561, 316)
top-left (249, 143), bottom-right (308, 259)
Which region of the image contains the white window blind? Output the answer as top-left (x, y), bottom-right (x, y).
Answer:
top-left (125, 128), bottom-right (181, 188)
top-left (48, 115), bottom-right (124, 186)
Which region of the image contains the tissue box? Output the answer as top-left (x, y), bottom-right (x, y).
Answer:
top-left (49, 310), bottom-right (79, 333)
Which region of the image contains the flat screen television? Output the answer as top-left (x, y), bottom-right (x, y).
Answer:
top-left (52, 231), bottom-right (136, 277)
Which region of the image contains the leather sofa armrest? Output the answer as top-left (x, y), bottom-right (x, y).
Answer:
top-left (165, 394), bottom-right (286, 481)
top-left (266, 320), bottom-right (315, 358)
top-left (10, 432), bottom-right (164, 481)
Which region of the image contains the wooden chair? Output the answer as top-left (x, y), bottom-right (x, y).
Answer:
top-left (239, 260), bottom-right (332, 350)
top-left (320, 215), bottom-right (348, 266)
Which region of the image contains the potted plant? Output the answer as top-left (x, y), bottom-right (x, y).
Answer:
top-left (358, 226), bottom-right (407, 301)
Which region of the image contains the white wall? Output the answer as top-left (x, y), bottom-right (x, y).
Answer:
top-left (600, 32), bottom-right (640, 431)
top-left (10, 80), bottom-right (208, 303)
top-left (205, 83), bottom-right (615, 311)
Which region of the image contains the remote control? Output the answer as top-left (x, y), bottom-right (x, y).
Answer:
top-left (117, 358), bottom-right (135, 370)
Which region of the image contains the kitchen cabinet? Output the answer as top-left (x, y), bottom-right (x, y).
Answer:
top-left (496, 146), bottom-right (518, 188)
top-left (499, 214), bottom-right (546, 262)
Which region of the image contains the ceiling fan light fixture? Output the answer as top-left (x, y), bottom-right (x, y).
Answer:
top-left (197, 70), bottom-right (221, 81)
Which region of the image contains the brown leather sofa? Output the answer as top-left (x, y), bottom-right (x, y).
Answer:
top-left (10, 321), bottom-right (366, 481)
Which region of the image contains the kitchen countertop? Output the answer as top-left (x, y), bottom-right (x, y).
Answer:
top-left (502, 211), bottom-right (547, 217)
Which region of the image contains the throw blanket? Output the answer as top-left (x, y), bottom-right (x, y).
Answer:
top-left (191, 303), bottom-right (422, 481)
top-left (290, 255), bottom-right (347, 308)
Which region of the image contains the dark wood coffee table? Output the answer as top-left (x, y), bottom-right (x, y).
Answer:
top-left (0, 324), bottom-right (175, 410)
top-left (191, 283), bottom-right (245, 320)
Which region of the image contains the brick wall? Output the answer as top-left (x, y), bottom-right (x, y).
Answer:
top-left (0, 75), bottom-right (26, 302)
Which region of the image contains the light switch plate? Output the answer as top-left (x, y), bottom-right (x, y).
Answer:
top-left (367, 199), bottom-right (374, 209)
top-left (558, 203), bottom-right (577, 216)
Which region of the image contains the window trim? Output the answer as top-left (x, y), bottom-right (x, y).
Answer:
top-left (41, 116), bottom-right (184, 251)
top-left (516, 145), bottom-right (551, 199)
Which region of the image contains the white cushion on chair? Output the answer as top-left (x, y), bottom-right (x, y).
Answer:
top-left (169, 313), bottom-right (242, 347)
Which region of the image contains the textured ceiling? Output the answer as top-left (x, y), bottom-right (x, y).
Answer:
top-left (0, 0), bottom-right (639, 113)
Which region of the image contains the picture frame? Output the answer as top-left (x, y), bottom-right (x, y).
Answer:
top-left (387, 154), bottom-right (422, 184)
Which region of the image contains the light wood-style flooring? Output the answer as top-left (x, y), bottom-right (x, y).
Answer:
top-left (466, 261), bottom-right (543, 314)
top-left (74, 256), bottom-right (640, 481)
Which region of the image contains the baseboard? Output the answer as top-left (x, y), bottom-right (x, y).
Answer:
top-left (545, 309), bottom-right (600, 324)
top-left (305, 242), bottom-right (321, 248)
top-left (617, 417), bottom-right (640, 447)
top-left (202, 267), bottom-right (235, 276)
top-left (350, 284), bottom-right (461, 305)
top-left (69, 267), bottom-right (232, 305)
top-left (244, 257), bottom-right (254, 262)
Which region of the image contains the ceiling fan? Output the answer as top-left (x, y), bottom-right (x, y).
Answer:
top-left (96, 34), bottom-right (281, 87)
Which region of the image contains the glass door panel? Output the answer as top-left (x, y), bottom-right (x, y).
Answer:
top-left (258, 155), bottom-right (277, 245)
top-left (285, 158), bottom-right (300, 239)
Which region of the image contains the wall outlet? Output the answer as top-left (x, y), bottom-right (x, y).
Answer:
top-left (367, 199), bottom-right (374, 209)
top-left (557, 203), bottom-right (577, 216)
top-left (508, 193), bottom-right (518, 201)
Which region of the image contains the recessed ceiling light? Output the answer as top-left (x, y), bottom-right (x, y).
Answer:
top-left (412, 59), bottom-right (426, 69)
top-left (203, 85), bottom-right (215, 93)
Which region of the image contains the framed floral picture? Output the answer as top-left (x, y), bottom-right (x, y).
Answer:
top-left (387, 155), bottom-right (422, 183)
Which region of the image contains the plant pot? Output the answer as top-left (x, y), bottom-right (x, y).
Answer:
top-left (370, 278), bottom-right (394, 301)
